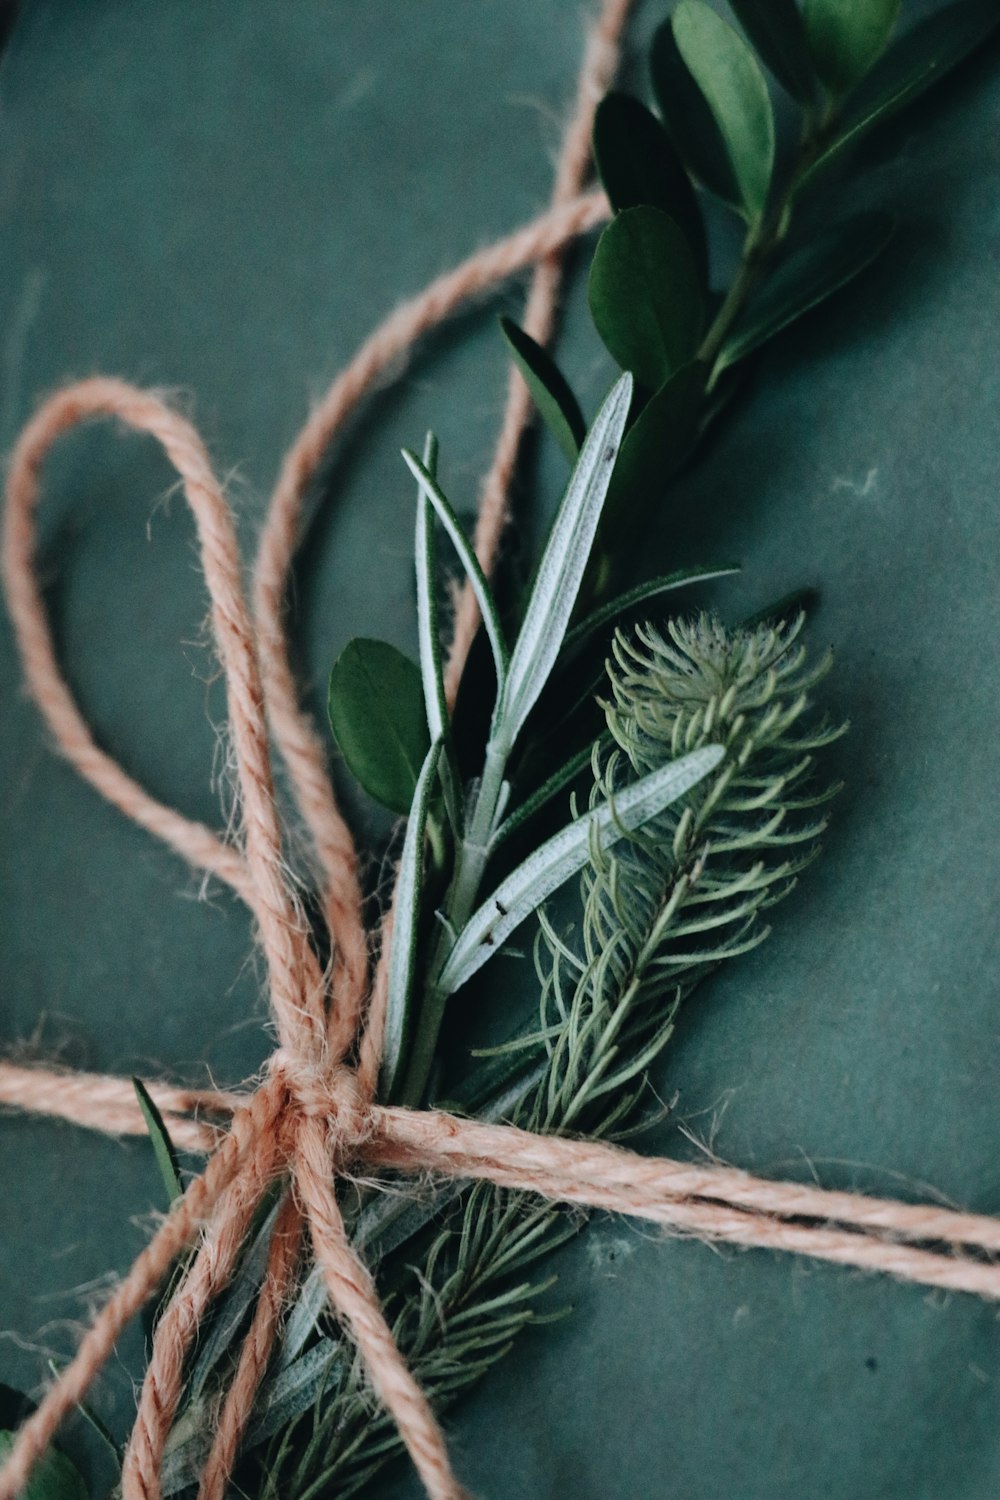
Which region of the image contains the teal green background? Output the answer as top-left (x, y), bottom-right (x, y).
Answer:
top-left (2, 3), bottom-right (1000, 1497)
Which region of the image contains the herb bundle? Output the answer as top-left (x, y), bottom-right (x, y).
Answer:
top-left (3, 3), bottom-right (999, 1499)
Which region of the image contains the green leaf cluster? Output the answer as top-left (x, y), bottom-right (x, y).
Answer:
top-left (498, 0), bottom-right (998, 591)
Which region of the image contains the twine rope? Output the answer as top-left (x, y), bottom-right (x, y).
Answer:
top-left (2, 5), bottom-right (999, 1498)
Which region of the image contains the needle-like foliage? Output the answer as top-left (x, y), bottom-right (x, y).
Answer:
top-left (234, 612), bottom-right (841, 1500)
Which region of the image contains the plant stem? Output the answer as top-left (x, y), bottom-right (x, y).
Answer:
top-left (397, 736), bottom-right (512, 1107)
top-left (697, 105), bottom-right (838, 382)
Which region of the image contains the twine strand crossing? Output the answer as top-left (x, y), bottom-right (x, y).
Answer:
top-left (2, 6), bottom-right (999, 1499)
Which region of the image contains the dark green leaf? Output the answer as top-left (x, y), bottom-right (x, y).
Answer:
top-left (499, 317), bottom-right (585, 462)
top-left (588, 208), bottom-right (703, 390)
top-left (603, 360), bottom-right (707, 528)
top-left (803, 0), bottom-right (900, 96)
top-left (728, 0), bottom-right (817, 102)
top-left (671, 0), bottom-right (775, 223)
top-left (717, 210), bottom-right (895, 371)
top-left (133, 1076), bottom-right (183, 1205)
top-left (799, 0), bottom-right (1000, 191)
top-left (592, 92), bottom-right (707, 280)
top-left (0, 1434), bottom-right (88, 1500)
top-left (328, 638), bottom-right (430, 815)
top-left (651, 18), bottom-right (742, 209)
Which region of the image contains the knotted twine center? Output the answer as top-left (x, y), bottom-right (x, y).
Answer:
top-left (271, 1051), bottom-right (374, 1155)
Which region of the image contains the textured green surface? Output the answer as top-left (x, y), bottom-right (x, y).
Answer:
top-left (2, 3), bottom-right (1000, 1498)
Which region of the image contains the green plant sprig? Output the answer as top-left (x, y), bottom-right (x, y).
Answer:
top-left (222, 612), bottom-right (840, 1500)
top-left (502, 0), bottom-right (1000, 590)
top-left (140, 5), bottom-right (999, 1496)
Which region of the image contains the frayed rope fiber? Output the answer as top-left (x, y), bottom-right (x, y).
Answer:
top-left (2, 4), bottom-right (1000, 1498)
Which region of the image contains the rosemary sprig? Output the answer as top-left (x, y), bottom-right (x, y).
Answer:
top-left (240, 612), bottom-right (840, 1500)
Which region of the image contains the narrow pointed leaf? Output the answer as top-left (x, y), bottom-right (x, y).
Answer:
top-left (188, 1201), bottom-right (280, 1400)
top-left (382, 739), bottom-right (444, 1099)
top-left (728, 0), bottom-right (817, 102)
top-left (563, 565), bottom-right (741, 654)
top-left (402, 449), bottom-right (509, 721)
top-left (414, 432), bottom-right (447, 743)
top-left (651, 18), bottom-right (742, 208)
top-left (499, 317), bottom-right (585, 462)
top-left (803, 0), bottom-right (900, 96)
top-left (328, 637), bottom-right (430, 815)
top-left (248, 1342), bottom-right (343, 1448)
top-left (437, 744), bottom-right (724, 995)
top-left (593, 92), bottom-right (707, 280)
top-left (133, 1076), bottom-right (183, 1205)
top-left (717, 211), bottom-right (894, 371)
top-left (588, 211), bottom-right (703, 390)
top-left (501, 373), bottom-right (632, 746)
top-left (799, 0), bottom-right (1000, 193)
top-left (492, 741), bottom-right (598, 850)
top-left (671, 0), bottom-right (775, 223)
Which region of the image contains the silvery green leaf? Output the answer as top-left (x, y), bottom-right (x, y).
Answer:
top-left (401, 448), bottom-right (508, 727)
top-left (381, 739), bottom-right (443, 1100)
top-left (187, 1201), bottom-right (280, 1400)
top-left (278, 1267), bottom-right (329, 1370)
top-left (247, 1340), bottom-right (343, 1448)
top-left (414, 432), bottom-right (447, 744)
top-left (414, 436), bottom-right (461, 832)
top-left (437, 743), bottom-right (724, 995)
top-left (500, 373), bottom-right (632, 747)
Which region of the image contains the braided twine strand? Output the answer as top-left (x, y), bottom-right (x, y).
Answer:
top-left (2, 5), bottom-right (999, 1499)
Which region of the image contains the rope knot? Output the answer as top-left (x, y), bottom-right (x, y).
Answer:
top-left (271, 1051), bottom-right (372, 1153)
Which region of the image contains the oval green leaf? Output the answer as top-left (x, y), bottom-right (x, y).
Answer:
top-left (593, 92), bottom-right (707, 281)
top-left (0, 1434), bottom-right (88, 1500)
top-left (328, 637), bottom-right (430, 815)
top-left (651, 19), bottom-right (742, 210)
top-left (803, 0), bottom-right (900, 96)
top-left (717, 210), bottom-right (895, 372)
top-left (499, 316), bottom-right (585, 462)
top-left (588, 207), bottom-right (703, 391)
top-left (798, 0), bottom-right (1000, 193)
top-left (728, 0), bottom-right (817, 103)
top-left (671, 0), bottom-right (776, 224)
